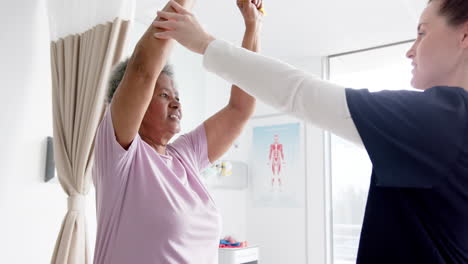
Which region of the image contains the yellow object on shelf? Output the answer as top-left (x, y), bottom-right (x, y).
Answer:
top-left (220, 161), bottom-right (233, 177)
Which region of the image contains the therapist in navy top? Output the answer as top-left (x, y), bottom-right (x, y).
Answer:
top-left (153, 0), bottom-right (468, 263)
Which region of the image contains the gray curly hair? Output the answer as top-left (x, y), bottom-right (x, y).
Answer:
top-left (107, 58), bottom-right (175, 103)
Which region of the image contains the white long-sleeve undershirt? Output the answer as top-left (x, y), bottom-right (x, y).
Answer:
top-left (203, 39), bottom-right (363, 146)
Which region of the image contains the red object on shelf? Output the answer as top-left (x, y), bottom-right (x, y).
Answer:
top-left (218, 240), bottom-right (248, 248)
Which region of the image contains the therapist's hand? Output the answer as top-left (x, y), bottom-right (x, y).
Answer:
top-left (153, 0), bottom-right (215, 54)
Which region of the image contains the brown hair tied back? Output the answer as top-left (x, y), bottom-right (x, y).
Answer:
top-left (429, 0), bottom-right (468, 26)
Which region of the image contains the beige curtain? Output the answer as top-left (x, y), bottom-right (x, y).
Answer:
top-left (50, 18), bottom-right (130, 264)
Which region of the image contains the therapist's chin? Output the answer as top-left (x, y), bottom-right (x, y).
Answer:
top-left (410, 75), bottom-right (430, 91)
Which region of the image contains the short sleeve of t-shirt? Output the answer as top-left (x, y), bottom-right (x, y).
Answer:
top-left (345, 86), bottom-right (466, 188)
top-left (93, 106), bottom-right (139, 182)
top-left (169, 123), bottom-right (211, 172)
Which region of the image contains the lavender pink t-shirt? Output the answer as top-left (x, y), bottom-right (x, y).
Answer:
top-left (92, 106), bottom-right (221, 264)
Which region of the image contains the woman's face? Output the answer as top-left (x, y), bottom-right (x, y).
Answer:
top-left (141, 73), bottom-right (182, 136)
top-left (406, 0), bottom-right (467, 90)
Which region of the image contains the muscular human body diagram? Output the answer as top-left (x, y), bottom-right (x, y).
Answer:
top-left (268, 135), bottom-right (284, 189)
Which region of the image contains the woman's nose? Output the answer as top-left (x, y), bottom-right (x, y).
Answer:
top-left (170, 100), bottom-right (180, 109)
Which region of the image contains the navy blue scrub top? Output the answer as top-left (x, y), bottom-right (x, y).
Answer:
top-left (345, 86), bottom-right (468, 264)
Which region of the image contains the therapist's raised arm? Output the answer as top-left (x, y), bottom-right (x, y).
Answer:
top-left (153, 0), bottom-right (363, 146)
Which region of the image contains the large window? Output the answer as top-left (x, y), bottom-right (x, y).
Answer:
top-left (327, 42), bottom-right (416, 264)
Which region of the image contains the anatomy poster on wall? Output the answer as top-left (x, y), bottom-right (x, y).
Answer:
top-left (250, 116), bottom-right (305, 208)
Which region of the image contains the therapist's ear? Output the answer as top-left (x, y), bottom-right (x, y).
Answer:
top-left (461, 21), bottom-right (468, 49)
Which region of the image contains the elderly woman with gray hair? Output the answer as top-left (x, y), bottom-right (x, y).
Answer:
top-left (91, 0), bottom-right (264, 263)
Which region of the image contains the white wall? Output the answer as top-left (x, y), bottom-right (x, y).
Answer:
top-left (0, 1), bottom-right (100, 262)
top-left (1, 0), bottom-right (67, 262)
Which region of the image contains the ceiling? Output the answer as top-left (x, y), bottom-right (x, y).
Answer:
top-left (134, 0), bottom-right (426, 59)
